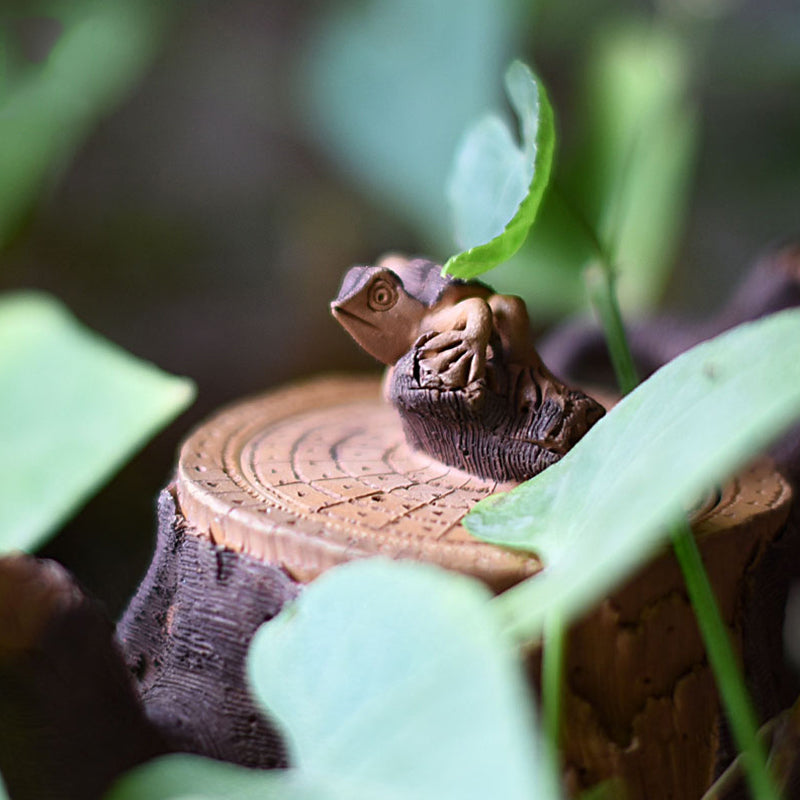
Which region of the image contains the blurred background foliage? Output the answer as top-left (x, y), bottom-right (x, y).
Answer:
top-left (0, 0), bottom-right (798, 615)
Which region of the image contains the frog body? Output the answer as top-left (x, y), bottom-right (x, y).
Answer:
top-left (331, 254), bottom-right (604, 481)
top-left (331, 255), bottom-right (536, 388)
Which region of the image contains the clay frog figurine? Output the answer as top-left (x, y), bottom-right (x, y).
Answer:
top-left (331, 254), bottom-right (605, 482)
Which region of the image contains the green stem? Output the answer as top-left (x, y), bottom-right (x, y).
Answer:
top-left (552, 183), bottom-right (615, 268)
top-left (552, 183), bottom-right (637, 397)
top-left (584, 261), bottom-right (639, 395)
top-left (542, 613), bottom-right (566, 751)
top-left (671, 517), bottom-right (780, 800)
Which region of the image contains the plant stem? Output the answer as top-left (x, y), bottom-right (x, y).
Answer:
top-left (670, 517), bottom-right (780, 800)
top-left (542, 613), bottom-right (566, 750)
top-left (584, 261), bottom-right (639, 395)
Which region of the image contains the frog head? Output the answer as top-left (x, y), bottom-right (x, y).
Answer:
top-left (331, 266), bottom-right (427, 365)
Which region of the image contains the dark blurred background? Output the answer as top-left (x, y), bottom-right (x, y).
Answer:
top-left (1, 0), bottom-right (797, 615)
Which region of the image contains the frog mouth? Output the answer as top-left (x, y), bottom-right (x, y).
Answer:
top-left (330, 305), bottom-right (379, 330)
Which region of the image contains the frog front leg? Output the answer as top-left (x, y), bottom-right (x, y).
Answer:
top-left (417, 298), bottom-right (493, 388)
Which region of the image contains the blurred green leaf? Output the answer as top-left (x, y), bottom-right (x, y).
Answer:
top-left (0, 0), bottom-right (173, 250)
top-left (110, 753), bottom-right (457, 800)
top-left (250, 559), bottom-right (559, 800)
top-left (300, 0), bottom-right (525, 250)
top-left (465, 309), bottom-right (800, 641)
top-left (0, 292), bottom-right (194, 553)
top-left (109, 560), bottom-right (561, 799)
top-left (107, 755), bottom-right (292, 800)
top-left (568, 22), bottom-right (697, 311)
top-left (443, 61), bottom-right (555, 280)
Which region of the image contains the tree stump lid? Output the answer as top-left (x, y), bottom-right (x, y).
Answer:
top-left (176, 375), bottom-right (791, 592)
top-left (176, 375), bottom-right (539, 590)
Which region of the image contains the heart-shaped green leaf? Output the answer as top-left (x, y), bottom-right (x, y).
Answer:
top-left (0, 292), bottom-right (194, 554)
top-left (464, 309), bottom-right (800, 641)
top-left (249, 559), bottom-right (558, 800)
top-left (443, 61), bottom-right (555, 280)
top-left (479, 23), bottom-right (697, 322)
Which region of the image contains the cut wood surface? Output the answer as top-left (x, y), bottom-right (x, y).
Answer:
top-left (176, 374), bottom-right (539, 591)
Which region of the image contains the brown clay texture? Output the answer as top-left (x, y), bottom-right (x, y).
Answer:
top-left (331, 257), bottom-right (606, 482)
top-left (116, 489), bottom-right (298, 769)
top-left (176, 374), bottom-right (540, 591)
top-left (561, 460), bottom-right (794, 799)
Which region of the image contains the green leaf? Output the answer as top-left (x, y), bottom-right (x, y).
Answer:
top-left (106, 755), bottom-right (290, 800)
top-left (479, 194), bottom-right (594, 321)
top-left (443, 61), bottom-right (555, 280)
top-left (250, 559), bottom-right (560, 800)
top-left (464, 309), bottom-right (800, 641)
top-left (0, 292), bottom-right (194, 553)
top-left (567, 23), bottom-right (697, 311)
top-left (299, 0), bottom-right (525, 249)
top-left (107, 754), bottom-right (429, 800)
top-left (0, 0), bottom-right (173, 250)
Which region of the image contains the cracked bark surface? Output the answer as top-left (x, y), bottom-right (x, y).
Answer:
top-left (115, 489), bottom-right (299, 769)
top-left (560, 462), bottom-right (797, 798)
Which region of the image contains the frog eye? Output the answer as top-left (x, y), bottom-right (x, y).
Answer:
top-left (368, 278), bottom-right (398, 311)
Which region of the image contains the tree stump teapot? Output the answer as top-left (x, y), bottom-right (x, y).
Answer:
top-left (2, 251), bottom-right (797, 800)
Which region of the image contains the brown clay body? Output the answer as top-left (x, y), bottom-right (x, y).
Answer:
top-left (331, 254), bottom-right (605, 481)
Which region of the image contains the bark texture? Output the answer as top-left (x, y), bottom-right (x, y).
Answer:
top-left (559, 464), bottom-right (798, 799)
top-left (390, 352), bottom-right (604, 482)
top-left (116, 488), bottom-right (299, 768)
